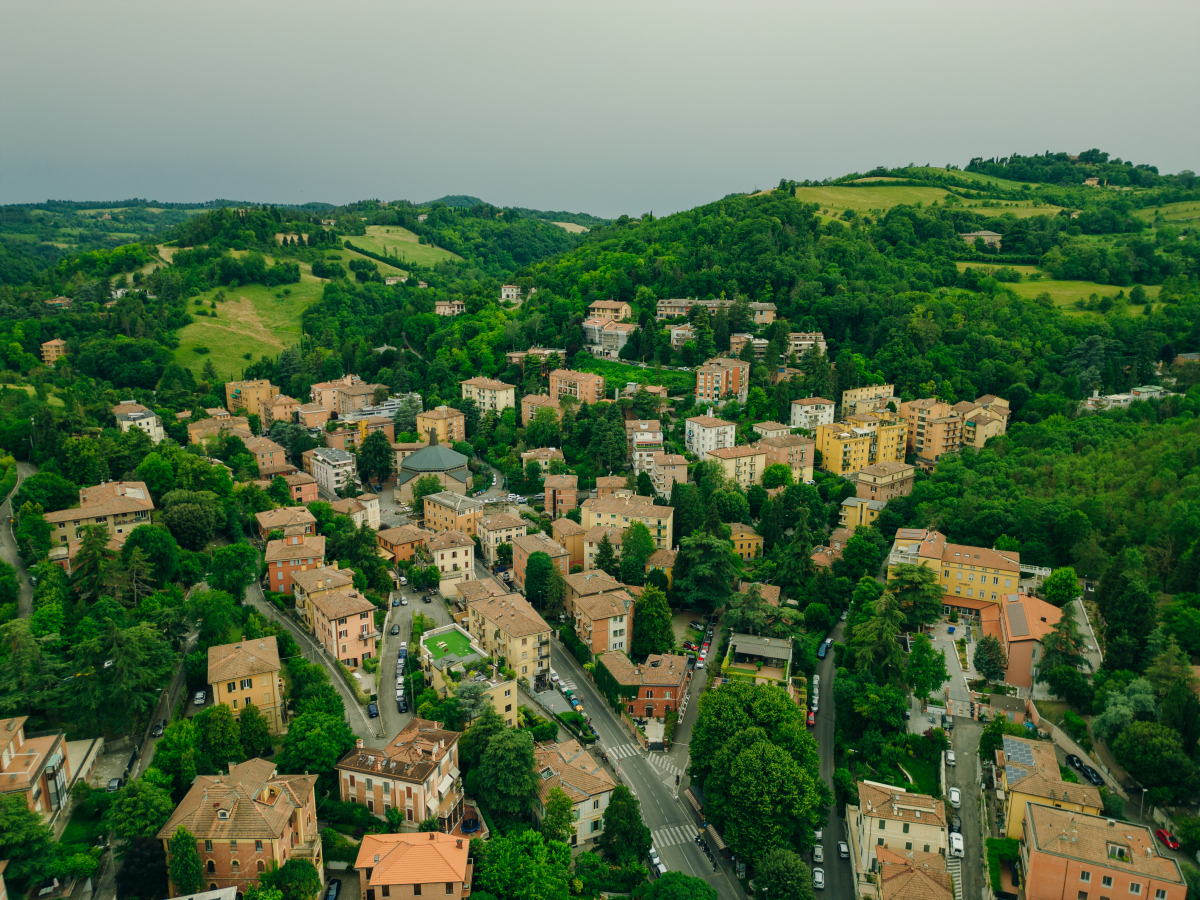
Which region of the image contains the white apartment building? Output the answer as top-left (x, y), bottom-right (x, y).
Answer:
top-left (311, 447), bottom-right (357, 495)
top-left (625, 419), bottom-right (664, 475)
top-left (533, 741), bottom-right (615, 845)
top-left (478, 513), bottom-right (527, 565)
top-left (428, 530), bottom-right (475, 598)
top-left (684, 415), bottom-right (736, 460)
top-left (791, 397), bottom-right (836, 430)
top-left (112, 401), bottom-right (164, 443)
top-left (847, 780), bottom-right (949, 877)
top-left (460, 377), bottom-right (516, 413)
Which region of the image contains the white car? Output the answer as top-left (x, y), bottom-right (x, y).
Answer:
top-left (946, 750), bottom-right (957, 767)
top-left (949, 787), bottom-right (961, 808)
top-left (949, 832), bottom-right (964, 858)
top-left (813, 845), bottom-right (824, 863)
top-left (550, 669), bottom-right (559, 683)
top-left (696, 659), bottom-right (705, 670)
top-left (813, 868), bottom-right (825, 890)
top-left (814, 828), bottom-right (823, 842)
top-left (812, 674), bottom-right (820, 690)
top-left (399, 576), bottom-right (408, 585)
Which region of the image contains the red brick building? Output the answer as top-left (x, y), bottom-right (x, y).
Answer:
top-left (543, 473), bottom-right (578, 518)
top-left (598, 651), bottom-right (690, 719)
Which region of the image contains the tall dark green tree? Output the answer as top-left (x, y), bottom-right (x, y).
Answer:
top-left (596, 784), bottom-right (652, 867)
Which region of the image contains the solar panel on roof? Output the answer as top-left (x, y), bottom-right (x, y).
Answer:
top-left (1008, 603), bottom-right (1030, 637)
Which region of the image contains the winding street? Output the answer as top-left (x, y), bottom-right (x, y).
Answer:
top-left (0, 461), bottom-right (39, 618)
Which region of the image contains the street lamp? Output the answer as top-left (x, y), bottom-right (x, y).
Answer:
top-left (1141, 788), bottom-right (1148, 822)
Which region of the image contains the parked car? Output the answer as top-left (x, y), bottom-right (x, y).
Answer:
top-left (1156, 829), bottom-right (1181, 850)
top-left (193, 690), bottom-right (206, 706)
top-left (326, 879), bottom-right (341, 900)
top-left (391, 597), bottom-right (401, 607)
top-left (840, 610), bottom-right (848, 620)
top-left (423, 594), bottom-right (432, 603)
top-left (400, 596), bottom-right (409, 606)
top-left (400, 641), bottom-right (408, 653)
top-left (949, 787), bottom-right (961, 808)
top-left (550, 669), bottom-right (559, 682)
top-left (390, 624), bottom-right (401, 635)
top-left (949, 832), bottom-right (964, 858)
top-left (367, 702), bottom-right (379, 718)
top-left (814, 829), bottom-right (823, 841)
top-left (648, 848), bottom-right (660, 867)
top-left (396, 676), bottom-right (405, 689)
top-left (837, 841), bottom-right (849, 859)
top-left (806, 710), bottom-right (815, 727)
top-left (683, 640), bottom-right (698, 652)
top-left (151, 720), bottom-right (166, 738)
top-left (946, 750), bottom-right (957, 767)
top-left (813, 845), bottom-right (824, 863)
top-left (810, 696), bottom-right (819, 712)
top-left (941, 714), bottom-right (954, 730)
top-left (398, 576), bottom-right (407, 585)
top-left (107, 777), bottom-right (123, 792)
top-left (1081, 766), bottom-right (1104, 786)
top-left (813, 868), bottom-right (825, 890)
top-left (1065, 754), bottom-right (1084, 770)
top-left (951, 816), bottom-right (962, 834)
top-left (696, 659), bottom-right (705, 670)
top-left (812, 674), bottom-right (820, 690)
top-left (690, 620), bottom-right (704, 631)
top-left (397, 696), bottom-right (408, 714)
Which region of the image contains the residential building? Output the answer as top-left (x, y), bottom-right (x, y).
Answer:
top-left (571, 587), bottom-right (634, 655)
top-left (283, 472), bottom-right (319, 504)
top-left (310, 375), bottom-right (385, 416)
top-left (655, 297), bottom-right (776, 324)
top-left (587, 300), bottom-right (632, 321)
top-left (874, 847), bottom-right (953, 900)
top-left (254, 506), bottom-right (317, 539)
top-left (552, 517), bottom-right (586, 569)
top-left (428, 530), bottom-right (475, 597)
top-left (544, 474), bottom-right (578, 518)
top-left (355, 833), bottom-right (474, 900)
top-left (434, 299), bottom-right (465, 316)
top-left (580, 496), bottom-right (673, 549)
top-left (311, 587), bottom-right (378, 667)
top-left (478, 514), bottom-right (527, 565)
top-left (522, 393), bottom-right (562, 424)
top-left (297, 403), bottom-right (331, 429)
top-left (521, 446), bottom-right (565, 466)
top-left (225, 379), bottom-right (279, 417)
top-left (330, 494), bottom-right (381, 530)
top-left (163, 889), bottom-right (237, 900)
top-left (650, 452), bottom-right (687, 497)
top-left (625, 419), bottom-right (664, 474)
top-left (815, 412), bottom-right (907, 476)
top-left (840, 497), bottom-right (885, 530)
top-left (533, 741), bottom-right (616, 844)
top-left (727, 633), bottom-right (792, 678)
top-left (45, 296), bottom-right (72, 310)
top-left (549, 369), bottom-right (606, 405)
top-left (594, 475), bottom-right (628, 500)
top-left (244, 436), bottom-right (291, 476)
top-left (466, 591), bottom-right (552, 683)
top-left (695, 357), bottom-right (751, 404)
top-left (423, 491), bottom-right (481, 536)
top-left (0, 716), bottom-right (70, 818)
top-left (112, 400), bottom-right (164, 443)
top-left (728, 333), bottom-right (768, 360)
top-left (460, 377), bottom-right (516, 413)
top-left (512, 532), bottom-right (570, 592)
top-left (394, 443), bottom-right (471, 504)
top-left (264, 534), bottom-right (327, 594)
top-left (157, 759), bottom-right (320, 895)
top-left (40, 338), bottom-right (68, 365)
top-left (600, 652), bottom-right (691, 720)
top-left (1021, 805), bottom-right (1184, 900)
top-left (292, 564), bottom-right (355, 630)
top-left (323, 416), bottom-right (395, 452)
top-left (391, 440), bottom-right (429, 469)
top-left (847, 780), bottom-right (948, 874)
top-left (791, 396), bottom-right (836, 430)
top-left (752, 420), bottom-right (791, 440)
top-left (961, 229), bottom-right (1002, 248)
top-left (582, 318), bottom-right (638, 357)
top-left (416, 406), bottom-right (466, 444)
top-left (708, 444), bottom-right (767, 488)
top-left (375, 525), bottom-right (428, 563)
top-left (842, 384), bottom-right (898, 413)
top-left (758, 433), bottom-right (814, 484)
top-left (310, 446), bottom-right (357, 495)
top-left (263, 394), bottom-right (300, 428)
top-left (621, 382), bottom-right (669, 407)
top-left (418, 623), bottom-right (519, 722)
top-left (995, 735), bottom-right (1101, 839)
top-left (207, 637), bottom-right (285, 733)
top-left (856, 461), bottom-right (916, 501)
top-left (813, 527), bottom-right (852, 569)
top-left (45, 480), bottom-right (154, 545)
top-left (187, 415), bottom-right (251, 445)
top-left (887, 528), bottom-right (1022, 619)
top-left (669, 324), bottom-right (695, 348)
top-left (337, 718), bottom-right (464, 830)
top-left (983, 593), bottom-right (1063, 689)
top-left (47, 529), bottom-right (127, 575)
top-left (506, 347), bottom-right (566, 374)
top-left (789, 331), bottom-right (828, 356)
top-left (501, 284), bottom-right (527, 302)
top-left (564, 570), bottom-right (623, 604)
top-left (644, 547), bottom-right (676, 588)
top-left (684, 415), bottom-right (736, 459)
top-left (728, 523), bottom-right (762, 560)
top-left (583, 525), bottom-right (623, 572)
top-left (898, 398), bottom-right (962, 470)
top-left (960, 405), bottom-right (1008, 449)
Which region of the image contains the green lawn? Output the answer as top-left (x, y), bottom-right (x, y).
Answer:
top-left (60, 808), bottom-right (106, 846)
top-left (573, 358), bottom-right (693, 395)
top-left (1002, 278), bottom-right (1161, 310)
top-left (794, 184), bottom-right (953, 213)
top-left (423, 628), bottom-right (473, 660)
top-left (1134, 201), bottom-right (1200, 225)
top-left (174, 281), bottom-right (324, 380)
top-left (351, 226), bottom-right (462, 267)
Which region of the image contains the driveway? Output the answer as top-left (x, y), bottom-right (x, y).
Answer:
top-left (928, 625), bottom-right (972, 709)
top-left (0, 461), bottom-right (39, 617)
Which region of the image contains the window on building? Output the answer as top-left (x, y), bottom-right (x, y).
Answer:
top-left (207, 860), bottom-right (216, 873)
top-left (1103, 878), bottom-right (1114, 888)
top-left (414, 886), bottom-right (422, 896)
top-left (382, 888), bottom-right (390, 897)
top-left (902, 823), bottom-right (910, 833)
top-left (1130, 886), bottom-right (1142, 896)
top-left (906, 842), bottom-right (912, 850)
top-left (1079, 893), bottom-right (1089, 900)
top-left (1082, 873), bottom-right (1092, 883)
top-left (1156, 891), bottom-right (1168, 900)
top-left (205, 840), bottom-right (213, 851)
top-left (877, 838), bottom-right (884, 846)
top-left (256, 840), bottom-right (263, 852)
top-left (923, 845), bottom-right (930, 852)
top-left (230, 840), bottom-right (238, 850)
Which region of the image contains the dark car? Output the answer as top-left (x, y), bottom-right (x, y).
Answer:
top-left (397, 696), bottom-right (408, 713)
top-left (390, 624), bottom-right (400, 635)
top-left (367, 702), bottom-right (379, 718)
top-left (1081, 766), bottom-right (1104, 786)
top-left (392, 598), bottom-right (400, 607)
top-left (951, 815), bottom-right (962, 834)
top-left (423, 595), bottom-right (432, 603)
top-left (107, 777), bottom-right (123, 792)
top-left (941, 715), bottom-right (954, 730)
top-left (326, 879), bottom-right (342, 900)
top-left (151, 719), bottom-right (166, 738)
top-left (817, 642), bottom-right (829, 660)
top-left (690, 620), bottom-right (704, 631)
top-left (1065, 754), bottom-right (1083, 770)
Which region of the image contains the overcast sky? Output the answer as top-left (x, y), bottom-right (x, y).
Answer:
top-left (2, 1), bottom-right (1197, 218)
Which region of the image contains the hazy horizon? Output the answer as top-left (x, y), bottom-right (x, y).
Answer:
top-left (3, 0), bottom-right (1198, 218)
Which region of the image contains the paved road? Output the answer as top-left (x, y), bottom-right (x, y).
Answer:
top-left (0, 461), bottom-right (38, 617)
top-left (815, 621), bottom-right (854, 900)
top-left (375, 586), bottom-right (455, 741)
top-left (550, 642), bottom-right (742, 900)
top-left (947, 718), bottom-right (984, 900)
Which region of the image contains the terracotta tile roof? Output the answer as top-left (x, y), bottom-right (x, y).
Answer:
top-left (310, 589), bottom-right (376, 620)
top-left (601, 650), bottom-right (689, 687)
top-left (264, 534), bottom-right (326, 562)
top-left (377, 525), bottom-right (428, 545)
top-left (574, 589), bottom-right (633, 621)
top-left (462, 377), bottom-right (515, 391)
top-left (565, 571), bottom-right (623, 596)
top-left (860, 461), bottom-right (914, 476)
top-left (728, 523), bottom-right (760, 539)
top-left (455, 577), bottom-right (509, 605)
top-left (552, 517), bottom-right (587, 536)
top-left (424, 491), bottom-right (482, 513)
top-left (45, 481), bottom-right (155, 523)
top-left (878, 846), bottom-right (953, 900)
top-left (752, 421), bottom-right (791, 432)
top-left (858, 780), bottom-right (947, 827)
top-left (595, 476), bottom-right (627, 488)
top-left (417, 406), bottom-right (465, 421)
top-left (427, 530), bottom-right (473, 552)
top-left (244, 436), bottom-right (285, 456)
top-left (512, 532), bottom-right (568, 557)
top-left (758, 434), bottom-right (814, 449)
top-left (686, 415), bottom-right (734, 428)
top-left (583, 526), bottom-right (622, 546)
top-left (534, 740), bottom-right (616, 806)
top-left (469, 591), bottom-right (550, 638)
top-left (480, 514), bottom-right (526, 531)
top-left (208, 637), bottom-right (280, 683)
top-left (356, 832), bottom-right (471, 886)
top-left (521, 447), bottom-right (564, 462)
top-left (1027, 805), bottom-right (1184, 883)
top-left (1001, 593), bottom-right (1061, 642)
top-left (646, 548), bottom-right (677, 567)
top-left (292, 566), bottom-right (354, 594)
top-left (283, 472), bottom-right (317, 486)
top-left (255, 507), bottom-right (316, 531)
top-left (942, 541), bottom-right (1020, 570)
top-left (543, 474), bottom-right (578, 490)
top-left (330, 497), bottom-right (367, 516)
top-left (156, 759), bottom-right (316, 841)
top-left (338, 718), bottom-right (460, 786)
top-left (793, 396), bottom-right (834, 406)
top-left (583, 497), bottom-right (672, 519)
top-left (652, 452), bottom-right (687, 466)
top-left (709, 445), bottom-right (765, 460)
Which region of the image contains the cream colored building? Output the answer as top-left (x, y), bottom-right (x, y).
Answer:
top-left (848, 780), bottom-right (948, 875)
top-left (650, 452), bottom-right (687, 496)
top-left (582, 526), bottom-right (623, 572)
top-left (424, 491), bottom-right (482, 537)
top-left (207, 636), bottom-right (285, 733)
top-left (41, 338), bottom-right (68, 365)
top-left (757, 433), bottom-right (814, 484)
top-left (45, 481), bottom-right (154, 545)
top-left (416, 406), bottom-right (466, 444)
top-left (842, 384), bottom-right (898, 413)
top-left (478, 513), bottom-right (527, 565)
top-left (225, 379), bottom-right (279, 417)
top-left (886, 527), bottom-right (1021, 619)
top-left (533, 740), bottom-right (616, 845)
top-left (587, 300), bottom-right (632, 321)
top-left (461, 377), bottom-right (516, 413)
top-left (707, 444), bottom-right (767, 488)
top-left (581, 496), bottom-right (673, 550)
top-left (292, 564), bottom-right (355, 630)
top-left (465, 590), bottom-right (552, 683)
top-left (428, 530), bottom-right (475, 598)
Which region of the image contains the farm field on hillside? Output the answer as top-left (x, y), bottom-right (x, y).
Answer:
top-left (1135, 201), bottom-right (1200, 225)
top-left (174, 281), bottom-right (324, 380)
top-left (351, 226), bottom-right (461, 267)
top-left (794, 184), bottom-right (951, 213)
top-left (1002, 278), bottom-right (1161, 311)
top-left (969, 202), bottom-right (1065, 218)
top-left (954, 262), bottom-right (1042, 275)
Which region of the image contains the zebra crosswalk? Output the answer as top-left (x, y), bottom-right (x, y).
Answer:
top-left (646, 753), bottom-right (684, 779)
top-left (607, 742), bottom-right (641, 760)
top-left (652, 823), bottom-right (700, 848)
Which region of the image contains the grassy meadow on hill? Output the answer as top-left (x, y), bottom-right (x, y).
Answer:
top-left (350, 225), bottom-right (462, 267)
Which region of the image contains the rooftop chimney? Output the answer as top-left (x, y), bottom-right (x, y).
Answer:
top-left (457, 839), bottom-right (463, 849)
top-left (429, 832), bottom-right (436, 840)
top-left (356, 738), bottom-right (364, 749)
